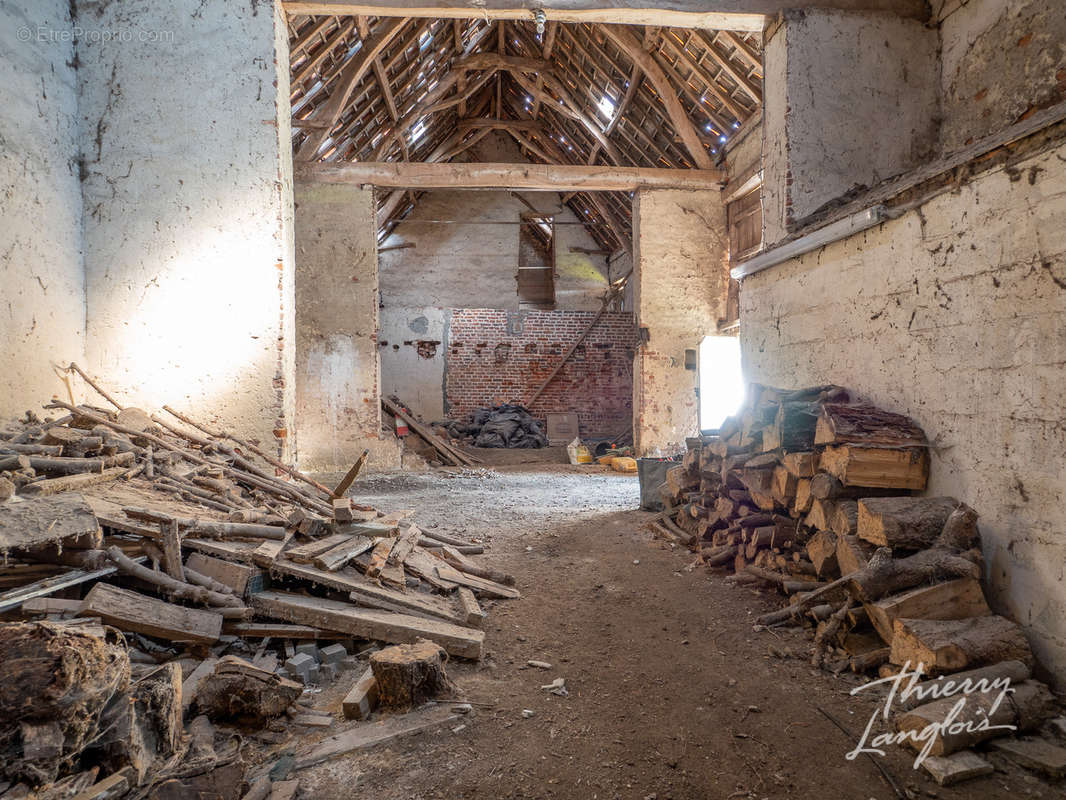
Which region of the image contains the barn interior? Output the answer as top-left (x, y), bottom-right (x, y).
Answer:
top-left (1, 1), bottom-right (1065, 798)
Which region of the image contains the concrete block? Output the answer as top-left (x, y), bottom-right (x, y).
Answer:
top-left (318, 663), bottom-right (339, 683)
top-left (295, 642), bottom-right (320, 663)
top-left (284, 653), bottom-right (316, 682)
top-left (319, 643), bottom-right (347, 665)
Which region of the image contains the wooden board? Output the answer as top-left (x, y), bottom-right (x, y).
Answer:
top-left (221, 622), bottom-right (337, 640)
top-left (342, 666), bottom-right (378, 720)
top-left (251, 590), bottom-right (485, 659)
top-left (285, 533), bottom-right (353, 563)
top-left (0, 492), bottom-right (101, 551)
top-left (313, 535), bottom-right (376, 571)
top-left (294, 706), bottom-right (460, 770)
top-left (457, 587), bottom-right (485, 629)
top-left (865, 578), bottom-right (991, 644)
top-left (79, 583), bottom-right (222, 644)
top-left (433, 561), bottom-right (521, 599)
top-left (402, 548), bottom-right (460, 591)
top-left (185, 552), bottom-right (260, 595)
top-left (252, 531), bottom-right (294, 568)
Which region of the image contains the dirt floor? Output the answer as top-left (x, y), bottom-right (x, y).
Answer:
top-left (273, 464), bottom-right (1059, 800)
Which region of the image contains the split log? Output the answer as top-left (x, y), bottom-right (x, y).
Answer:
top-left (194, 656), bottom-right (302, 725)
top-left (815, 402), bottom-right (926, 447)
top-left (850, 647), bottom-right (891, 673)
top-left (895, 680), bottom-right (1055, 756)
top-left (771, 465), bottom-right (797, 502)
top-left (896, 660), bottom-right (1032, 711)
top-left (763, 401), bottom-right (821, 452)
top-left (889, 615), bottom-right (1033, 672)
top-left (804, 498), bottom-right (835, 531)
top-left (865, 578), bottom-right (991, 643)
top-left (829, 500), bottom-right (859, 537)
top-left (806, 530), bottom-right (839, 578)
top-left (793, 478), bottom-right (813, 514)
top-left (819, 445), bottom-right (928, 490)
top-left (857, 497), bottom-right (964, 549)
top-left (836, 534), bottom-right (876, 575)
top-left (369, 639), bottom-right (457, 711)
top-left (105, 662), bottom-right (183, 783)
top-left (701, 544), bottom-right (737, 566)
top-left (781, 451), bottom-right (818, 477)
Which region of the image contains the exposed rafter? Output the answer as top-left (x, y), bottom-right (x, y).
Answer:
top-left (287, 14), bottom-right (763, 244)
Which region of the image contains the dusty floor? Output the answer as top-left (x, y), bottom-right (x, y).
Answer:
top-left (277, 465), bottom-right (1057, 800)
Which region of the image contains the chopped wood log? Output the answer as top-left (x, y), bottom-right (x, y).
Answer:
top-left (432, 559), bottom-right (521, 599)
top-left (701, 544), bottom-right (738, 566)
top-left (0, 493), bottom-right (101, 551)
top-left (815, 402), bottom-right (926, 447)
top-left (161, 519), bottom-right (184, 582)
top-left (332, 497), bottom-right (354, 522)
top-left (836, 534), bottom-right (876, 575)
top-left (739, 468), bottom-right (773, 493)
top-left (437, 545), bottom-right (515, 586)
top-left (251, 591), bottom-right (485, 659)
top-left (781, 451), bottom-right (818, 478)
top-left (763, 401), bottom-right (821, 452)
top-left (848, 547), bottom-right (983, 605)
top-left (194, 656), bottom-right (302, 725)
top-left (122, 508), bottom-right (286, 541)
top-left (865, 578), bottom-right (991, 644)
top-left (806, 530), bottom-right (839, 578)
top-left (666, 465), bottom-right (699, 496)
top-left (819, 445), bottom-right (928, 490)
top-left (0, 453), bottom-right (30, 471)
top-left (850, 647), bottom-right (891, 673)
top-left (804, 498), bottom-right (835, 530)
top-left (890, 615), bottom-right (1033, 672)
top-left (857, 497), bottom-right (963, 549)
top-left (23, 453), bottom-right (134, 475)
top-left (369, 639), bottom-right (457, 711)
top-left (0, 621), bottom-right (131, 785)
top-left (20, 466), bottom-right (136, 497)
top-left (736, 512), bottom-right (778, 529)
top-left (793, 478), bottom-right (813, 514)
top-left (896, 660), bottom-right (1032, 710)
top-left (895, 679), bottom-right (1055, 756)
top-left (80, 583), bottom-right (223, 644)
top-left (771, 465), bottom-right (797, 503)
top-left (830, 500), bottom-right (859, 537)
top-left (313, 535), bottom-right (376, 571)
top-left (342, 667), bottom-right (378, 720)
top-left (0, 443), bottom-right (64, 456)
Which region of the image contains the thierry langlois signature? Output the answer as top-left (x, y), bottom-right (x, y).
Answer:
top-left (846, 661), bottom-right (1017, 768)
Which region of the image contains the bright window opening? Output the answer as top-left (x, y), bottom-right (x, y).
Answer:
top-left (409, 119), bottom-right (427, 144)
top-left (597, 94), bottom-right (616, 119)
top-left (699, 335), bottom-right (744, 431)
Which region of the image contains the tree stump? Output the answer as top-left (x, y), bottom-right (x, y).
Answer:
top-left (369, 639), bottom-right (456, 711)
top-left (195, 656), bottom-right (301, 726)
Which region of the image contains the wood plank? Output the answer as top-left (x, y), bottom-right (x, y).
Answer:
top-left (342, 666), bottom-right (379, 719)
top-left (0, 492), bottom-right (101, 551)
top-left (185, 552), bottom-right (260, 596)
top-left (251, 591), bottom-right (484, 659)
top-left (402, 548), bottom-right (460, 591)
top-left (79, 583), bottom-right (222, 644)
top-left (0, 559), bottom-right (138, 613)
top-left (252, 531), bottom-right (294, 568)
top-left (298, 161), bottom-right (725, 190)
top-left (457, 587), bottom-right (485, 629)
top-left (433, 561), bottom-right (521, 599)
top-left (181, 657), bottom-right (219, 713)
top-left (294, 706), bottom-right (461, 770)
top-left (366, 537), bottom-right (397, 578)
top-left (285, 532), bottom-right (353, 563)
top-left (221, 622), bottom-right (336, 639)
top-left (313, 535), bottom-right (376, 571)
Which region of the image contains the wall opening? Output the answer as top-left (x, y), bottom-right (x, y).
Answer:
top-left (698, 334), bottom-right (744, 432)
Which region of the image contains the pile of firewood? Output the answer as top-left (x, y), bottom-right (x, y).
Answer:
top-left (652, 384), bottom-right (1065, 782)
top-left (0, 365), bottom-right (517, 798)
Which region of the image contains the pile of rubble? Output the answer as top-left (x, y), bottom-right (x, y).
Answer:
top-left (653, 384), bottom-right (1066, 786)
top-left (0, 365), bottom-right (517, 798)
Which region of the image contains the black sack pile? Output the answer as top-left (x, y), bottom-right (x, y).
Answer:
top-left (442, 404), bottom-right (548, 448)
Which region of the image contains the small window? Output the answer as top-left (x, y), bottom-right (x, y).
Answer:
top-left (517, 213), bottom-right (555, 309)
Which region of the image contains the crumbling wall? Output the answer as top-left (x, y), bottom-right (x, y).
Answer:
top-left (380, 307), bottom-right (449, 423)
top-left (632, 189), bottom-right (729, 456)
top-left (78, 0), bottom-right (295, 453)
top-left (938, 0), bottom-right (1066, 152)
top-left (294, 182), bottom-right (400, 472)
top-left (0, 0), bottom-right (86, 419)
top-left (761, 9), bottom-right (939, 244)
top-left (740, 139), bottom-right (1066, 680)
top-left (445, 309), bottom-right (636, 437)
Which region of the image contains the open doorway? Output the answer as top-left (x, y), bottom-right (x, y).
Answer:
top-left (699, 334), bottom-right (744, 432)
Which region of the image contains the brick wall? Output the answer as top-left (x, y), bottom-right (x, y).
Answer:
top-left (446, 309), bottom-right (636, 438)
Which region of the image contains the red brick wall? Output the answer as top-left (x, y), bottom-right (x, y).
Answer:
top-left (446, 309), bottom-right (636, 438)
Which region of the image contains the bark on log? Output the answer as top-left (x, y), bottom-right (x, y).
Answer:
top-left (896, 660), bottom-right (1032, 710)
top-left (194, 656), bottom-right (302, 725)
top-left (815, 402), bottom-right (926, 447)
top-left (889, 615), bottom-right (1034, 672)
top-left (857, 497), bottom-right (962, 549)
top-left (105, 546), bottom-right (245, 609)
top-left (830, 500), bottom-right (859, 537)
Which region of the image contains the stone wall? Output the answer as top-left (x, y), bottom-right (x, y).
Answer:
top-left (937, 0), bottom-right (1066, 152)
top-left (294, 182), bottom-right (401, 472)
top-left (632, 189), bottom-right (729, 456)
top-left (761, 9), bottom-right (939, 243)
top-left (446, 309), bottom-right (637, 438)
top-left (0, 0), bottom-right (86, 418)
top-left (78, 0), bottom-right (295, 452)
top-left (740, 139), bottom-right (1066, 683)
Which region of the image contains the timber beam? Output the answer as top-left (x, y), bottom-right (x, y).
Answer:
top-left (298, 161), bottom-right (725, 191)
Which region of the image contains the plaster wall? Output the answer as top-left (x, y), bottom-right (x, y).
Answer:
top-left (294, 182), bottom-right (400, 472)
top-left (740, 140), bottom-right (1066, 683)
top-left (633, 189), bottom-right (729, 456)
top-left (937, 0), bottom-right (1066, 152)
top-left (0, 0), bottom-right (86, 418)
top-left (379, 306), bottom-right (448, 423)
top-left (762, 9), bottom-right (939, 243)
top-left (78, 0), bottom-right (295, 452)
